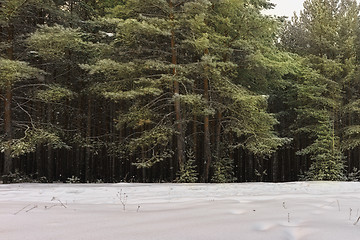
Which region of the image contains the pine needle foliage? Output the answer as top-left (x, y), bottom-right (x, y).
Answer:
top-left (176, 149), bottom-right (198, 183)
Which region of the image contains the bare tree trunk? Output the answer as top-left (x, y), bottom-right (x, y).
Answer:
top-left (272, 152), bottom-right (279, 182)
top-left (202, 48), bottom-right (211, 182)
top-left (192, 82), bottom-right (198, 174)
top-left (169, 0), bottom-right (185, 170)
top-left (47, 103), bottom-right (54, 181)
top-left (109, 101), bottom-right (115, 181)
top-left (248, 153), bottom-right (254, 181)
top-left (215, 111), bottom-right (222, 160)
top-left (36, 144), bottom-right (42, 176)
top-left (4, 82), bottom-right (12, 175)
top-left (3, 25), bottom-right (14, 175)
top-left (85, 98), bottom-right (92, 182)
top-left (141, 151), bottom-right (146, 182)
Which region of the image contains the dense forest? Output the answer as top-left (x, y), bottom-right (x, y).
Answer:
top-left (1, 0), bottom-right (360, 183)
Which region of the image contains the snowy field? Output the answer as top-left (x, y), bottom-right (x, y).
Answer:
top-left (1, 182), bottom-right (360, 240)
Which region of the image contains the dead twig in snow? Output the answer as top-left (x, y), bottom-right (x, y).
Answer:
top-left (25, 205), bottom-right (38, 212)
top-left (117, 189), bottom-right (128, 211)
top-left (58, 200), bottom-right (67, 208)
top-left (51, 197), bottom-right (67, 208)
top-left (45, 204), bottom-right (57, 210)
top-left (353, 217), bottom-right (360, 225)
top-left (350, 208), bottom-right (353, 220)
top-left (13, 204), bottom-right (31, 215)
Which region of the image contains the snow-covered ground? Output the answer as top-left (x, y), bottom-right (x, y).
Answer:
top-left (1, 182), bottom-right (360, 240)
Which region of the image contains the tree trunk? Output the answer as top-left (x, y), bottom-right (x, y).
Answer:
top-left (202, 48), bottom-right (211, 182)
top-left (4, 82), bottom-right (13, 175)
top-left (215, 111), bottom-right (222, 160)
top-left (3, 25), bottom-right (14, 175)
top-left (169, 0), bottom-right (185, 170)
top-left (192, 82), bottom-right (198, 175)
top-left (272, 152), bottom-right (279, 182)
top-left (47, 103), bottom-right (54, 181)
top-left (36, 144), bottom-right (42, 177)
top-left (141, 149), bottom-right (146, 182)
top-left (85, 98), bottom-right (92, 182)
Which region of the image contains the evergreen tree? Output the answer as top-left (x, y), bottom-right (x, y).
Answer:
top-left (4, 0), bottom-right (358, 182)
top-left (176, 149), bottom-right (198, 183)
top-left (0, 0), bottom-right (67, 175)
top-left (82, 0), bottom-right (288, 182)
top-left (280, 0), bottom-right (360, 180)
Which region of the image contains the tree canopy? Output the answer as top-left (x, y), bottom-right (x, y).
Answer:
top-left (1, 0), bottom-right (360, 183)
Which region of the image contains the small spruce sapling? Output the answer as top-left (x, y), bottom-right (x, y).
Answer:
top-left (211, 146), bottom-right (236, 183)
top-left (176, 149), bottom-right (198, 183)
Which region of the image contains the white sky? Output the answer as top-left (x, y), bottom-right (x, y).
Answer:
top-left (264, 0), bottom-right (360, 18)
top-left (264, 0), bottom-right (304, 17)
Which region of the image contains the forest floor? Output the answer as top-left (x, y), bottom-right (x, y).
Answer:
top-left (1, 182), bottom-right (360, 240)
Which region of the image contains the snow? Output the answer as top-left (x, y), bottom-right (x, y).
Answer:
top-left (1, 182), bottom-right (360, 240)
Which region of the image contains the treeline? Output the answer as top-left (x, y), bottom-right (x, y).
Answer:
top-left (1, 0), bottom-right (360, 183)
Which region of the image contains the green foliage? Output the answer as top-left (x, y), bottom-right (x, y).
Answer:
top-left (66, 175), bottom-right (81, 183)
top-left (218, 83), bottom-right (289, 156)
top-left (5, 0), bottom-right (360, 183)
top-left (176, 149), bottom-right (198, 183)
top-left (133, 150), bottom-right (174, 169)
top-left (1, 169), bottom-right (48, 184)
top-left (297, 120), bottom-right (346, 181)
top-left (116, 107), bottom-right (155, 129)
top-left (0, 58), bottom-right (44, 86)
top-left (244, 134), bottom-right (292, 157)
top-left (117, 18), bottom-right (171, 46)
top-left (71, 133), bottom-right (105, 155)
top-left (179, 94), bottom-right (215, 116)
top-left (103, 87), bottom-right (163, 101)
top-left (0, 0), bottom-right (42, 25)
top-left (27, 24), bottom-right (87, 61)
top-left (347, 168), bottom-right (360, 181)
top-left (278, 0), bottom-right (360, 181)
top-left (342, 125), bottom-right (360, 149)
top-left (35, 84), bottom-right (75, 102)
top-left (291, 62), bottom-right (345, 180)
top-left (0, 128), bottom-right (69, 158)
top-left (81, 59), bottom-right (136, 79)
top-left (127, 126), bottom-right (173, 153)
top-left (211, 156), bottom-right (236, 183)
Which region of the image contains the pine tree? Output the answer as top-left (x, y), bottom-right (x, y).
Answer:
top-left (279, 0), bottom-right (360, 180)
top-left (80, 0), bottom-right (288, 182)
top-left (0, 0), bottom-right (64, 175)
